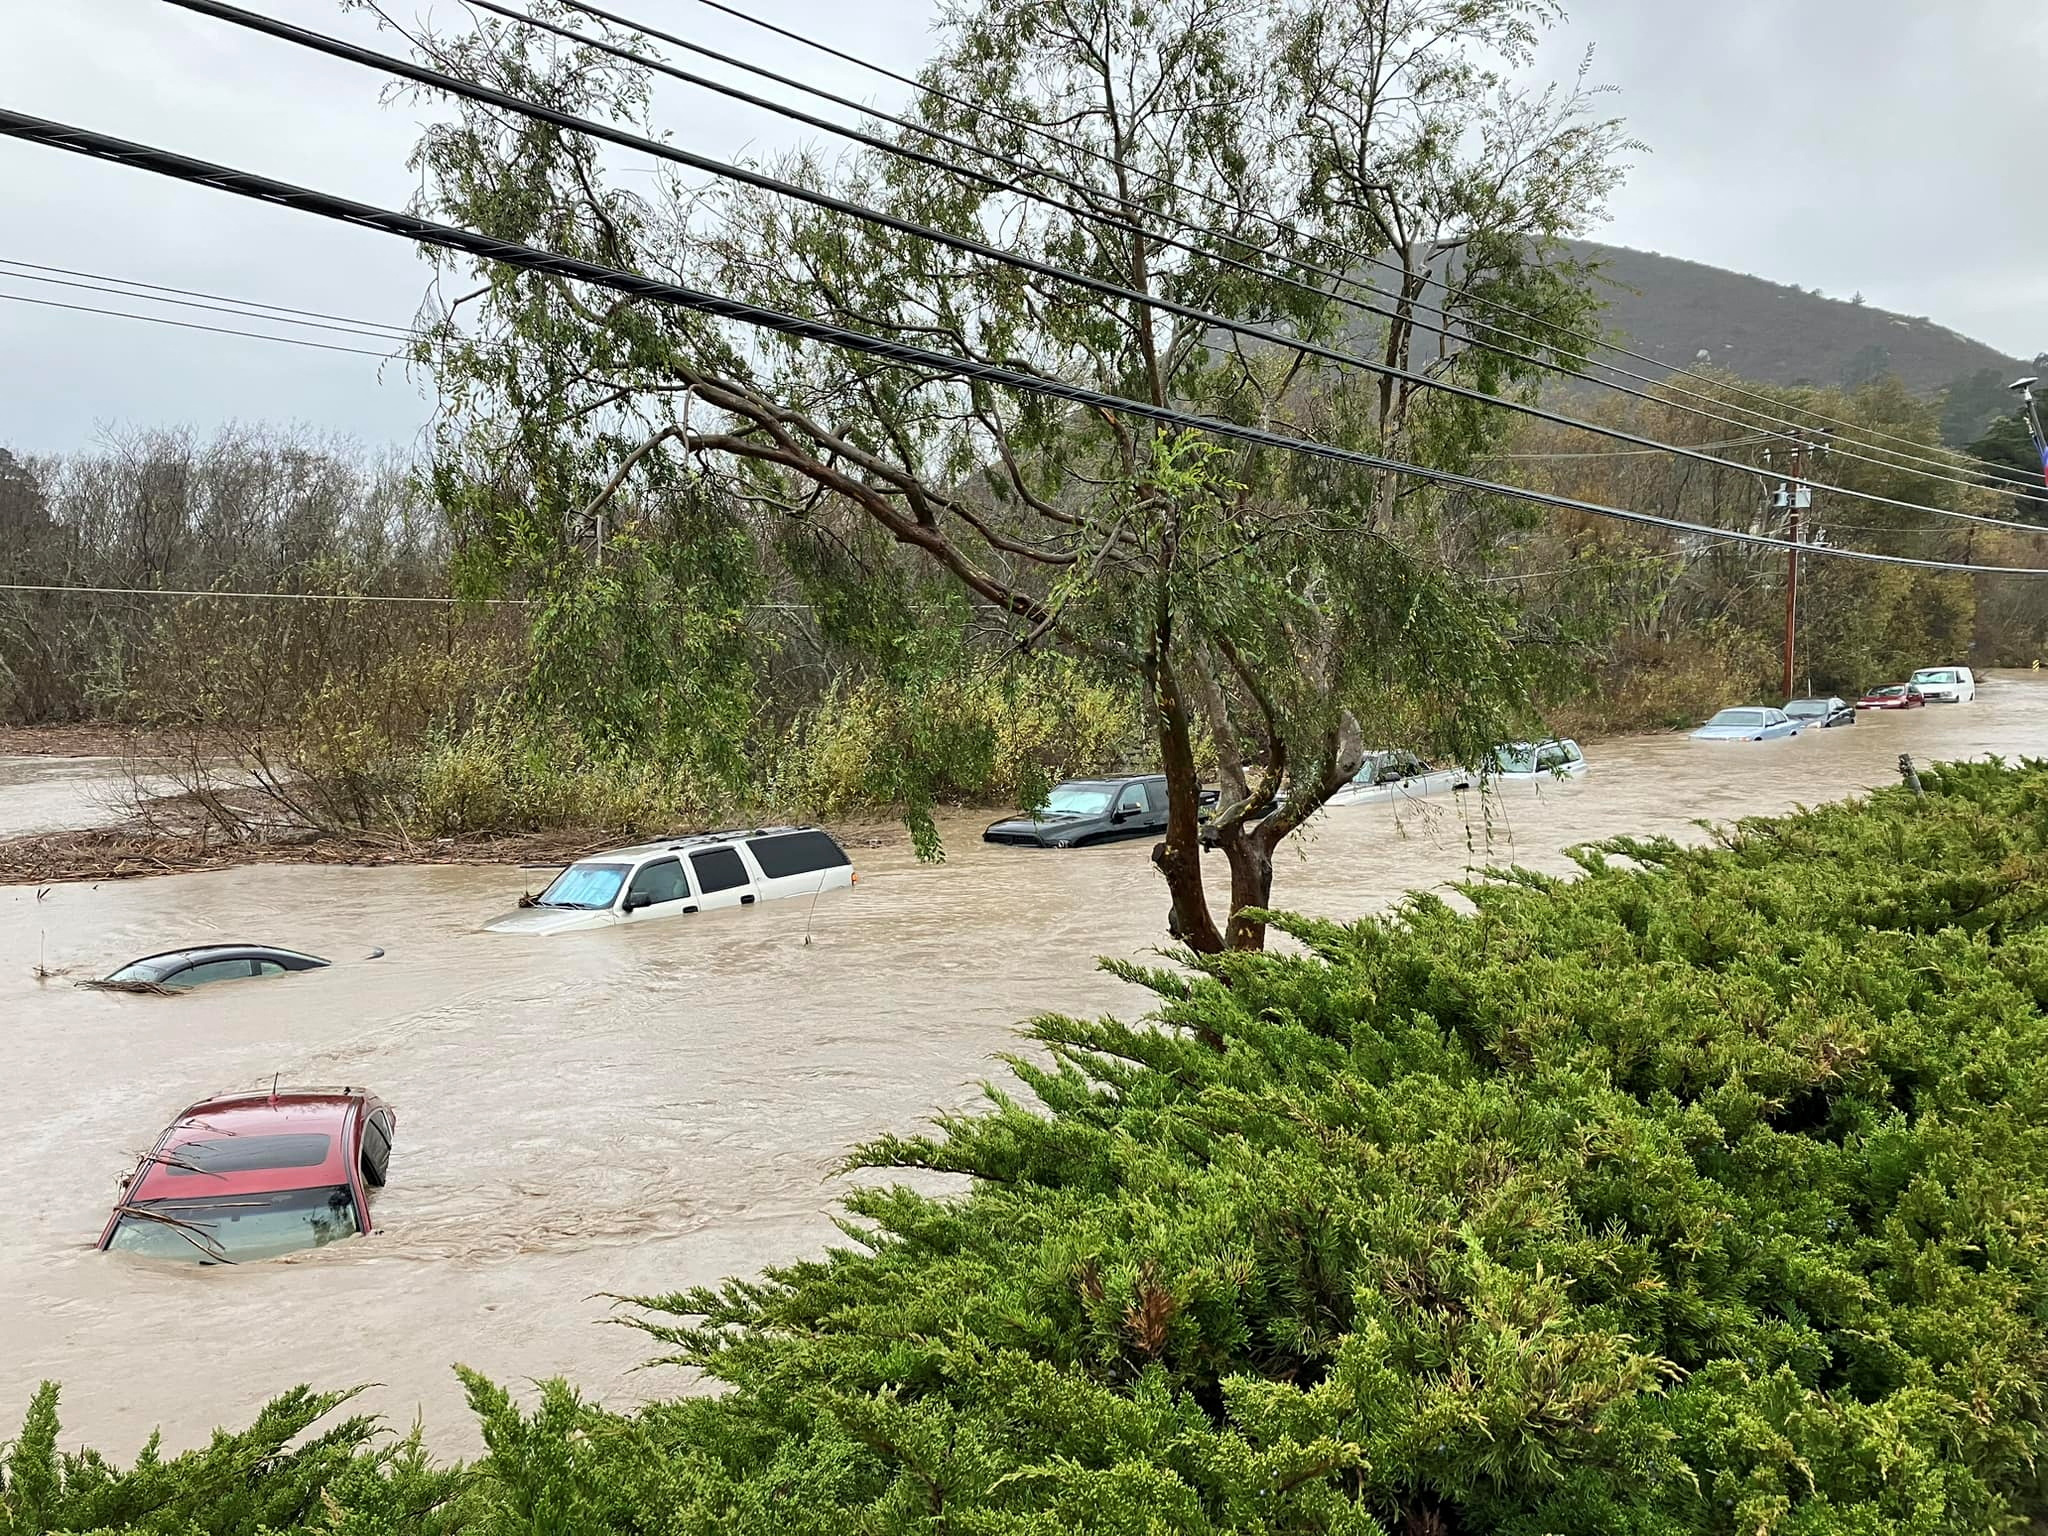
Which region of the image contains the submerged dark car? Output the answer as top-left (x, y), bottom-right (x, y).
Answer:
top-left (1785, 695), bottom-right (1856, 729)
top-left (983, 775), bottom-right (1169, 847)
top-left (89, 944), bottom-right (331, 994)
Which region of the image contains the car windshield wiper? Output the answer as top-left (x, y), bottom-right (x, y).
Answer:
top-left (112, 1202), bottom-right (236, 1263)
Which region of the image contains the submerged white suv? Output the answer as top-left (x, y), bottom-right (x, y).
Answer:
top-left (485, 826), bottom-right (855, 935)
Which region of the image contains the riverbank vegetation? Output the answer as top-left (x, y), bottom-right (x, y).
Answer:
top-left (10, 760), bottom-right (2048, 1531)
top-left (7, 384), bottom-right (2043, 876)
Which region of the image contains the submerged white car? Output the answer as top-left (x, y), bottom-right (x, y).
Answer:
top-left (1326, 749), bottom-right (1473, 808)
top-left (1318, 740), bottom-right (1586, 813)
top-left (1908, 666), bottom-right (1976, 703)
top-left (1488, 739), bottom-right (1589, 780)
top-left (1691, 708), bottom-right (1801, 742)
top-left (485, 826), bottom-right (855, 935)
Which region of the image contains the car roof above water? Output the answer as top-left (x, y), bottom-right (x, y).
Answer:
top-left (571, 824), bottom-right (840, 863)
top-left (124, 942), bottom-right (323, 962)
top-left (112, 943), bottom-right (326, 975)
top-left (128, 1090), bottom-right (366, 1201)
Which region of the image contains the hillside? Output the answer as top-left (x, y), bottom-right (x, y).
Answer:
top-left (1565, 240), bottom-right (2027, 411)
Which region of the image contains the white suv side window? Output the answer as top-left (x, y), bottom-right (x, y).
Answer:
top-left (626, 857), bottom-right (689, 907)
top-left (688, 845), bottom-right (751, 894)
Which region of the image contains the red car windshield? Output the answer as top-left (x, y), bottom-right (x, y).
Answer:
top-left (107, 1185), bottom-right (360, 1264)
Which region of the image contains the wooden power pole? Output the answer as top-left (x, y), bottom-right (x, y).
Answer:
top-left (1774, 429), bottom-right (1830, 700)
top-left (1781, 437), bottom-right (1804, 701)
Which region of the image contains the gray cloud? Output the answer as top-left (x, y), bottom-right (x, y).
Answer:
top-left (1536, 0), bottom-right (2047, 356)
top-left (3, 0), bottom-right (2037, 454)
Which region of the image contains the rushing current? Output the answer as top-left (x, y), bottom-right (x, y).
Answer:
top-left (3, 677), bottom-right (2045, 1456)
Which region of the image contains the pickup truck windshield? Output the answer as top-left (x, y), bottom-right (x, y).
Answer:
top-left (537, 862), bottom-right (630, 909)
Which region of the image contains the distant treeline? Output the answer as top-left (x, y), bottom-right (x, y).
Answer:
top-left (0, 426), bottom-right (1142, 841)
top-left (0, 427), bottom-right (447, 724)
top-left (3, 385), bottom-right (2044, 833)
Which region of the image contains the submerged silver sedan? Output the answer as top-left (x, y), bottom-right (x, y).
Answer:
top-left (1691, 706), bottom-right (1803, 742)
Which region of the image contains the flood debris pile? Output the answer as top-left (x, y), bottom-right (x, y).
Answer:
top-left (10, 761), bottom-right (2048, 1533)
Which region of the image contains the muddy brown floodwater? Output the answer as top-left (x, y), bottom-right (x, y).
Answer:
top-left (4, 677), bottom-right (2047, 1458)
top-left (0, 755), bottom-right (155, 839)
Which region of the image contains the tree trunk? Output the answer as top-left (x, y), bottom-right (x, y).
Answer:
top-left (1150, 651), bottom-right (1224, 953)
top-left (1220, 828), bottom-right (1275, 950)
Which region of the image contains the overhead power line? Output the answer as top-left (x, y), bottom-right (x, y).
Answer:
top-left (0, 265), bottom-right (423, 342)
top-left (0, 289), bottom-right (408, 359)
top-left (636, 0), bottom-right (2039, 493)
top-left (0, 582), bottom-right (818, 615)
top-left (158, 0), bottom-right (2048, 539)
top-left (0, 581), bottom-right (515, 604)
top-left (0, 256), bottom-right (422, 337)
top-left (1490, 436), bottom-right (1774, 461)
top-left (5, 108), bottom-right (2043, 585)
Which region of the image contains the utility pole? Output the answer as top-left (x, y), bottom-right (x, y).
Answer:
top-left (1766, 429), bottom-right (1830, 700)
top-left (1782, 437), bottom-right (1802, 701)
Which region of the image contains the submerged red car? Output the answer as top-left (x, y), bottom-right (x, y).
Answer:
top-left (1858, 684), bottom-right (1927, 710)
top-left (98, 1088), bottom-right (395, 1264)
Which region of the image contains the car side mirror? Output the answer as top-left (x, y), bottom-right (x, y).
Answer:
top-left (1109, 808), bottom-right (1129, 824)
top-left (622, 891), bottom-right (653, 912)
top-left (1376, 767), bottom-right (1404, 784)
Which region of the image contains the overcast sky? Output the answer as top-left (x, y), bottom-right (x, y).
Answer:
top-left (3, 0), bottom-right (2042, 456)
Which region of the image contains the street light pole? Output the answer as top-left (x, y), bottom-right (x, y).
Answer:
top-left (2011, 376), bottom-right (2048, 491)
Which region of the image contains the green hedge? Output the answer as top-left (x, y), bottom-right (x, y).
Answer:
top-left (10, 761), bottom-right (2048, 1533)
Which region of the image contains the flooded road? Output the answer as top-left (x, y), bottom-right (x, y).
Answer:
top-left (0, 755), bottom-right (145, 838)
top-left (3, 678), bottom-right (2045, 1457)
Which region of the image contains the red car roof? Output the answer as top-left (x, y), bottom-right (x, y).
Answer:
top-left (126, 1090), bottom-right (365, 1203)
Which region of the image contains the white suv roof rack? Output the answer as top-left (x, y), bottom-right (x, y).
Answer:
top-left (655, 823), bottom-right (820, 851)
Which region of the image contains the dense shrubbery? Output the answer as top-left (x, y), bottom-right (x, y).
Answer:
top-left (396, 657), bottom-right (1142, 844)
top-left (11, 762), bottom-right (2048, 1531)
top-left (0, 430), bottom-right (1146, 844)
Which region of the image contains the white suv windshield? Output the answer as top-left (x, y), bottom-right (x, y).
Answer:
top-left (537, 862), bottom-right (630, 909)
top-left (1910, 669), bottom-right (1956, 684)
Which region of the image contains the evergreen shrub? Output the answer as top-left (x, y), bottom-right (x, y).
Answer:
top-left (10, 761), bottom-right (2048, 1532)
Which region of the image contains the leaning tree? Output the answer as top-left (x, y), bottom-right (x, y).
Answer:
top-left (369, 0), bottom-right (1630, 949)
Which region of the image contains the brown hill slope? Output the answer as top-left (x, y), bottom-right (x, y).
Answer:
top-left (1566, 240), bottom-right (2025, 398)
